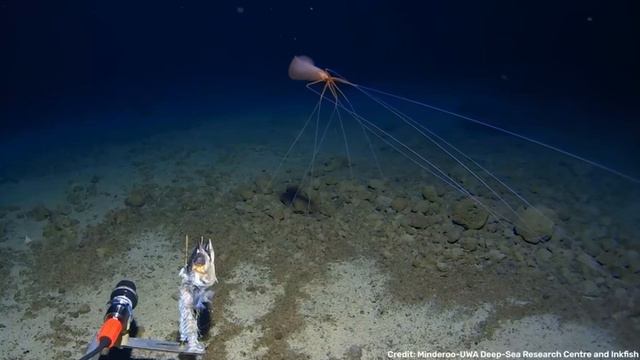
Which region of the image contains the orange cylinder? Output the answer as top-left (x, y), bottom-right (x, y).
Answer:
top-left (97, 317), bottom-right (123, 348)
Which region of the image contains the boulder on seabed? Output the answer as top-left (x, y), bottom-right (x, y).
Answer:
top-left (125, 188), bottom-right (149, 207)
top-left (514, 206), bottom-right (555, 244)
top-left (421, 185), bottom-right (439, 202)
top-left (451, 198), bottom-right (488, 230)
top-left (367, 179), bottom-right (386, 191)
top-left (28, 205), bottom-right (51, 221)
top-left (254, 174), bottom-right (273, 194)
top-left (391, 197), bottom-right (408, 212)
top-left (408, 213), bottom-right (432, 229)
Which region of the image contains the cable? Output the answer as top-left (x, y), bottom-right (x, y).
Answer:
top-left (78, 337), bottom-right (110, 360)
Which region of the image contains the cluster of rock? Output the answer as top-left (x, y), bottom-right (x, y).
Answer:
top-left (66, 180), bottom-right (98, 212)
top-left (0, 208), bottom-right (9, 241)
top-left (14, 163), bottom-right (637, 310)
top-left (1, 150), bottom-right (634, 348)
top-left (125, 187), bottom-right (151, 208)
top-left (231, 169), bottom-right (640, 307)
top-left (26, 204), bottom-right (80, 244)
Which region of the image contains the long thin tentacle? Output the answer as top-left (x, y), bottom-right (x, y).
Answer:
top-left (357, 87), bottom-right (550, 221)
top-left (332, 79), bottom-right (385, 179)
top-left (355, 84), bottom-right (640, 184)
top-left (355, 86), bottom-right (531, 223)
top-left (306, 85), bottom-right (510, 224)
top-left (267, 90), bottom-right (323, 191)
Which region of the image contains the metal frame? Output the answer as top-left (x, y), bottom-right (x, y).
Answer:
top-left (83, 332), bottom-right (206, 359)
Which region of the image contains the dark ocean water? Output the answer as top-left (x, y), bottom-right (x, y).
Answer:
top-left (2, 1), bottom-right (639, 172)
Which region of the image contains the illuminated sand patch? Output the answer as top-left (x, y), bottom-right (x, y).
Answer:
top-left (288, 258), bottom-right (619, 359)
top-left (477, 314), bottom-right (614, 352)
top-left (288, 258), bottom-right (493, 359)
top-left (224, 263), bottom-right (284, 360)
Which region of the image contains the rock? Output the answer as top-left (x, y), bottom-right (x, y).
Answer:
top-left (600, 238), bottom-right (618, 252)
top-left (534, 248), bottom-right (552, 266)
top-left (42, 215), bottom-right (78, 243)
top-left (595, 251), bottom-right (619, 267)
top-left (77, 303), bottom-right (91, 315)
top-left (337, 181), bottom-right (357, 193)
top-left (620, 272), bottom-right (640, 286)
top-left (390, 197), bottom-right (408, 212)
top-left (181, 194), bottom-right (200, 211)
top-left (514, 207), bottom-right (555, 244)
top-left (556, 266), bottom-right (576, 285)
top-left (358, 187), bottom-right (374, 202)
top-left (460, 236), bottom-right (478, 252)
top-left (485, 221), bottom-right (500, 234)
top-left (324, 177), bottom-right (338, 186)
top-left (345, 344), bottom-right (363, 360)
top-left (444, 226), bottom-right (462, 244)
top-left (451, 198), bottom-right (488, 230)
top-left (608, 264), bottom-right (626, 279)
top-left (551, 226), bottom-right (570, 242)
top-left (623, 250), bottom-right (639, 269)
top-left (28, 205), bottom-right (51, 221)
top-left (236, 187), bottom-right (254, 201)
top-left (254, 174), bottom-right (272, 194)
top-left (581, 239), bottom-right (600, 257)
top-left (318, 201), bottom-right (337, 217)
top-left (436, 261), bottom-right (449, 272)
top-left (399, 234), bottom-right (415, 244)
top-left (234, 202), bottom-right (249, 214)
top-left (412, 201), bottom-right (431, 214)
top-left (182, 202), bottom-right (199, 211)
top-left (292, 197), bottom-right (311, 213)
top-left (57, 205), bottom-right (73, 215)
top-left (581, 280), bottom-right (600, 297)
top-left (86, 183), bottom-right (98, 196)
top-left (408, 214), bottom-right (432, 229)
top-left (323, 157), bottom-right (349, 172)
top-left (367, 179), bottom-right (386, 191)
top-left (613, 287), bottom-right (627, 301)
top-left (266, 207), bottom-right (285, 221)
top-left (204, 174), bottom-right (218, 186)
top-left (411, 256), bottom-right (430, 269)
top-left (125, 189), bottom-right (149, 207)
top-left (112, 210), bottom-right (130, 225)
top-left (430, 233), bottom-right (446, 244)
top-left (557, 208), bottom-right (571, 221)
top-left (280, 186), bottom-right (314, 213)
top-left (375, 195), bottom-right (393, 210)
top-left (421, 185), bottom-right (439, 202)
top-left (576, 251), bottom-right (606, 275)
top-left (67, 184), bottom-right (86, 205)
top-left (628, 295), bottom-right (640, 317)
top-left (488, 249), bottom-right (506, 262)
top-left (451, 247), bottom-right (465, 259)
top-left (309, 178), bottom-right (322, 190)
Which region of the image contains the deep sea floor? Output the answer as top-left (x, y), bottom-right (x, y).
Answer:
top-left (0, 104), bottom-right (639, 359)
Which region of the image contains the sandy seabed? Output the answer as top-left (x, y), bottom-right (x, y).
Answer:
top-left (0, 113), bottom-right (638, 360)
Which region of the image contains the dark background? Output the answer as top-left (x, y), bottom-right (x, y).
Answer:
top-left (1, 0), bottom-right (639, 138)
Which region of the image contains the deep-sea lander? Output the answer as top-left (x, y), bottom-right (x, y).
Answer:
top-left (80, 280), bottom-right (206, 360)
